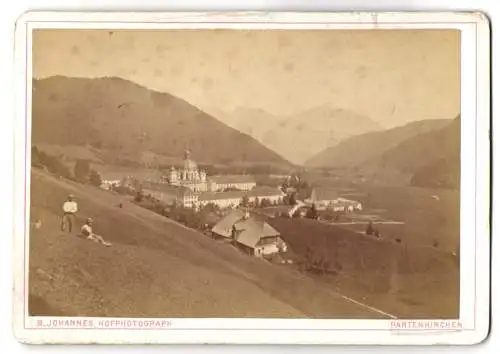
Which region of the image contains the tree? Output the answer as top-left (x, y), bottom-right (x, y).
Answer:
top-left (307, 204), bottom-right (318, 219)
top-left (89, 169), bottom-right (102, 187)
top-left (134, 191), bottom-right (144, 203)
top-left (74, 159), bottom-right (91, 182)
top-left (241, 195), bottom-right (250, 207)
top-left (260, 198), bottom-right (271, 208)
top-left (40, 152), bottom-right (71, 178)
top-left (202, 203), bottom-right (219, 213)
top-left (366, 221), bottom-right (374, 235)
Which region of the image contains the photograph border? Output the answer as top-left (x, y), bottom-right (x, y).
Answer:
top-left (13, 11), bottom-right (491, 345)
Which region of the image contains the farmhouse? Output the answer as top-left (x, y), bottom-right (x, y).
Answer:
top-left (211, 210), bottom-right (287, 257)
top-left (334, 197), bottom-right (363, 212)
top-left (305, 187), bottom-right (339, 210)
top-left (98, 171), bottom-right (125, 190)
top-left (305, 187), bottom-right (362, 212)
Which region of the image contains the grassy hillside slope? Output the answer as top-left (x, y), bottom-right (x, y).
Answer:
top-left (28, 169), bottom-right (386, 318)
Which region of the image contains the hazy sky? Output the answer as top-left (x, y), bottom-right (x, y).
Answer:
top-left (33, 29), bottom-right (460, 128)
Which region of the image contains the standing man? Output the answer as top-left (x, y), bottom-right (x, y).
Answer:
top-left (61, 194), bottom-right (78, 232)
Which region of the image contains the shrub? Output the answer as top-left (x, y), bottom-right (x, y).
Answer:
top-left (74, 159), bottom-right (91, 182)
top-left (134, 192), bottom-right (144, 203)
top-left (89, 169), bottom-right (102, 187)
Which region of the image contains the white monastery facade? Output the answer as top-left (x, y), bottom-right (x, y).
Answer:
top-left (164, 150), bottom-right (257, 193)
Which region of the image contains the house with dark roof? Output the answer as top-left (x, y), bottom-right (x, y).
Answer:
top-left (211, 210), bottom-right (287, 257)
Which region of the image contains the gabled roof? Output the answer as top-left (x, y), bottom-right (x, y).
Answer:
top-left (211, 210), bottom-right (280, 248)
top-left (211, 209), bottom-right (247, 237)
top-left (233, 218), bottom-right (280, 248)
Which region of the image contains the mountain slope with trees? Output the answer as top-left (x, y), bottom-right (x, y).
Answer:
top-left (32, 76), bottom-right (292, 168)
top-left (305, 119), bottom-right (451, 168)
top-left (305, 117), bottom-right (460, 189)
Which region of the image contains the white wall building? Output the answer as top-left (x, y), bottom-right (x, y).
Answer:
top-left (164, 150), bottom-right (257, 192)
top-left (177, 186), bottom-right (286, 210)
top-left (306, 187), bottom-right (362, 212)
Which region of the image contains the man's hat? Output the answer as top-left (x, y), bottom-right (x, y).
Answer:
top-left (68, 194), bottom-right (75, 199)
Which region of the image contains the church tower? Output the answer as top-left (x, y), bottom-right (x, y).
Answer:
top-left (169, 166), bottom-right (178, 183)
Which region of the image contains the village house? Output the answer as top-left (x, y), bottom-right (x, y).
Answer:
top-left (305, 187), bottom-right (339, 211)
top-left (334, 197), bottom-right (363, 212)
top-left (100, 179), bottom-right (122, 191)
top-left (98, 172), bottom-right (124, 190)
top-left (211, 210), bottom-right (287, 257)
top-left (305, 187), bottom-right (362, 212)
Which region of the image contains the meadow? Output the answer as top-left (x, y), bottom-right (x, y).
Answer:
top-left (269, 217), bottom-right (459, 319)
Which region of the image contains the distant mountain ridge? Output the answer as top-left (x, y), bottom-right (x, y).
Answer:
top-left (32, 76), bottom-right (293, 168)
top-left (305, 116), bottom-right (460, 189)
top-left (305, 119), bottom-right (452, 168)
top-left (209, 106), bottom-right (382, 165)
top-left (405, 117), bottom-right (460, 189)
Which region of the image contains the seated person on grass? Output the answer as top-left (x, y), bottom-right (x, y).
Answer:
top-left (81, 217), bottom-right (112, 247)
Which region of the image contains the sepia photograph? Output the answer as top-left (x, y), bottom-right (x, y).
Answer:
top-left (13, 11), bottom-right (490, 345)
